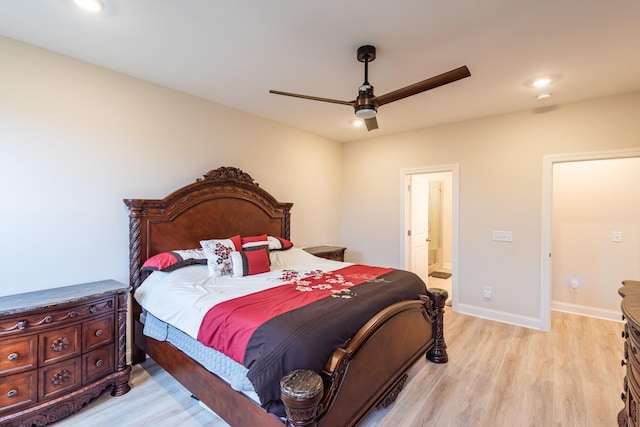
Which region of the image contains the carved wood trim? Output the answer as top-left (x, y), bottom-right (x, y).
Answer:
top-left (376, 373), bottom-right (408, 409)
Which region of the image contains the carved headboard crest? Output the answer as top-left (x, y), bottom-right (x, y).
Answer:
top-left (199, 166), bottom-right (257, 186)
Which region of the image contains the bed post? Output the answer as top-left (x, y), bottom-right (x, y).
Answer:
top-left (126, 205), bottom-right (147, 365)
top-left (280, 369), bottom-right (324, 427)
top-left (426, 288), bottom-right (448, 363)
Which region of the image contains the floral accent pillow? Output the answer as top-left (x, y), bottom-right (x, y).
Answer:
top-left (200, 235), bottom-right (241, 277)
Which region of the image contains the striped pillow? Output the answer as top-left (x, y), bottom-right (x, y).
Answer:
top-left (230, 249), bottom-right (270, 277)
top-left (141, 249), bottom-right (207, 272)
top-left (268, 235), bottom-right (294, 251)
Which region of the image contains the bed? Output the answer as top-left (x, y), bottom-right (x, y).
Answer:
top-left (124, 166), bottom-right (448, 427)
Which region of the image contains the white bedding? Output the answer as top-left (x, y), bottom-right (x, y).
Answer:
top-left (134, 247), bottom-right (351, 339)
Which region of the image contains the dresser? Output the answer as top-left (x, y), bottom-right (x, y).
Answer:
top-left (303, 245), bottom-right (346, 262)
top-left (619, 279), bottom-right (640, 427)
top-left (0, 280), bottom-right (130, 427)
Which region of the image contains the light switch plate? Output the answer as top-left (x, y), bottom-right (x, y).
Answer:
top-left (492, 230), bottom-right (513, 242)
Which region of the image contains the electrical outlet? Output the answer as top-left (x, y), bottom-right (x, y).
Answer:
top-left (569, 277), bottom-right (580, 292)
top-left (492, 230), bottom-right (513, 242)
top-left (612, 231), bottom-right (622, 242)
top-left (483, 285), bottom-right (492, 300)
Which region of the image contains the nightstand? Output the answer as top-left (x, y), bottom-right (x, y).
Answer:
top-left (303, 245), bottom-right (346, 262)
top-left (0, 280), bottom-right (130, 426)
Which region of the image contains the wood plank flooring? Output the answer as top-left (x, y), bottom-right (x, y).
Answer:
top-left (55, 309), bottom-right (625, 427)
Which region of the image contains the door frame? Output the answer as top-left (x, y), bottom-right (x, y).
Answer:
top-left (541, 148), bottom-right (640, 331)
top-left (400, 164), bottom-right (459, 309)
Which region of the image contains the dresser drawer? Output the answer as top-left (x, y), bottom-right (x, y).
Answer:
top-left (0, 335), bottom-right (37, 375)
top-left (0, 370), bottom-right (37, 415)
top-left (83, 314), bottom-right (114, 352)
top-left (38, 357), bottom-right (81, 401)
top-left (0, 297), bottom-right (115, 339)
top-left (629, 331), bottom-right (640, 369)
top-left (39, 324), bottom-right (80, 366)
top-left (83, 344), bottom-right (114, 384)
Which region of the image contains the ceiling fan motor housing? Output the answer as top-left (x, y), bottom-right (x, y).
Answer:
top-left (355, 84), bottom-right (378, 118)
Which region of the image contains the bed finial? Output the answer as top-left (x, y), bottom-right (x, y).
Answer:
top-left (199, 166), bottom-right (258, 186)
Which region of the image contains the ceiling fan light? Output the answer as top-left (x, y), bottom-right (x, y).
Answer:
top-left (355, 105), bottom-right (377, 119)
top-left (74, 0), bottom-right (105, 12)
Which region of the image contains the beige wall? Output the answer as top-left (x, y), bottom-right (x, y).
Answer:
top-left (0, 37), bottom-right (343, 297)
top-left (341, 91), bottom-right (640, 328)
top-left (552, 157), bottom-right (640, 317)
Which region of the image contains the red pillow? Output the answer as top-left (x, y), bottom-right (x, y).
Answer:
top-left (268, 235), bottom-right (293, 251)
top-left (141, 249), bottom-right (207, 272)
top-left (241, 234), bottom-right (268, 245)
top-left (230, 249), bottom-right (270, 277)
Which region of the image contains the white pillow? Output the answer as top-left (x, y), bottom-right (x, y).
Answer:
top-left (200, 236), bottom-right (241, 277)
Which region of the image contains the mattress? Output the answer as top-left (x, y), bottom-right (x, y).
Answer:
top-left (142, 310), bottom-right (257, 396)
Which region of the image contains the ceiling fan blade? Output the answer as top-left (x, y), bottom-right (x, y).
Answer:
top-left (269, 90), bottom-right (353, 106)
top-left (364, 117), bottom-right (378, 131)
top-left (376, 65), bottom-right (471, 106)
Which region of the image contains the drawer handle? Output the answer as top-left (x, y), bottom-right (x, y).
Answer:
top-left (95, 329), bottom-right (104, 337)
top-left (7, 352), bottom-right (19, 361)
top-left (7, 389), bottom-right (18, 398)
top-left (96, 359), bottom-right (103, 368)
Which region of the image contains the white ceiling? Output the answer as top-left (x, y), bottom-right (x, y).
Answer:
top-left (1, 1), bottom-right (640, 142)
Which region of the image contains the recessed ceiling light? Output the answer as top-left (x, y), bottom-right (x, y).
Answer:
top-left (352, 119), bottom-right (364, 127)
top-left (74, 0), bottom-right (105, 12)
top-left (532, 78), bottom-right (551, 88)
top-left (525, 75), bottom-right (559, 88)
top-left (537, 93), bottom-right (552, 100)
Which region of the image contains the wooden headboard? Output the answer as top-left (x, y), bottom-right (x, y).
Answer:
top-left (124, 166), bottom-right (293, 290)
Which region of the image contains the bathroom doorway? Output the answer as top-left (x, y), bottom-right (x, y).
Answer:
top-left (402, 166), bottom-right (457, 307)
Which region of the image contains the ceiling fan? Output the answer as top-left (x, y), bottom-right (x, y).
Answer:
top-left (269, 45), bottom-right (471, 131)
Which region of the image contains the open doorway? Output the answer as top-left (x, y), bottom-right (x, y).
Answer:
top-left (402, 166), bottom-right (458, 307)
top-left (541, 149), bottom-right (640, 331)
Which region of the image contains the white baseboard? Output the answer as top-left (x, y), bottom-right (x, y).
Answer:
top-left (551, 300), bottom-right (623, 322)
top-left (455, 303), bottom-right (545, 330)
top-left (454, 301), bottom-right (623, 331)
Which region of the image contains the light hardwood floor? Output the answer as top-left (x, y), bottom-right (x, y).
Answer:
top-left (55, 309), bottom-right (625, 427)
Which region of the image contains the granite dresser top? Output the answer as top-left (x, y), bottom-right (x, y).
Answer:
top-left (0, 279), bottom-right (129, 315)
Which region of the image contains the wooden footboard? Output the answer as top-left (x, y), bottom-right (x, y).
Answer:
top-left (129, 288), bottom-right (448, 427)
top-left (317, 296), bottom-right (437, 426)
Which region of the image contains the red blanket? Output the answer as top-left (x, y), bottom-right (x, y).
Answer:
top-left (197, 265), bottom-right (426, 416)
